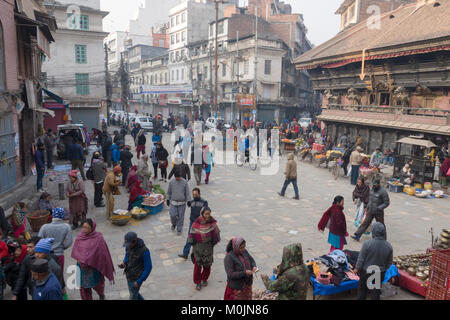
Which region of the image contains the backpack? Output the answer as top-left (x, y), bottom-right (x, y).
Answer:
top-left (86, 167), bottom-right (94, 181)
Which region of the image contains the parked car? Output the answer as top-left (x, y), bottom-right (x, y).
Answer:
top-left (205, 117), bottom-right (231, 130)
top-left (134, 117), bottom-right (154, 132)
top-left (299, 118), bottom-right (312, 128)
top-left (56, 124), bottom-right (88, 160)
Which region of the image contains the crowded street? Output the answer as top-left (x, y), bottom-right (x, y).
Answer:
top-left (2, 127), bottom-right (448, 300)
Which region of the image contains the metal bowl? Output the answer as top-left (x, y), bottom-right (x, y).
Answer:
top-left (424, 270), bottom-right (430, 276)
top-left (416, 271), bottom-right (427, 281)
top-left (441, 231), bottom-right (450, 239)
top-left (407, 267), bottom-right (416, 276)
top-left (417, 266), bottom-right (426, 272)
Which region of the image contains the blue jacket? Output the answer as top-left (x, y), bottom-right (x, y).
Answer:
top-left (35, 149), bottom-right (45, 169)
top-left (123, 246), bottom-right (152, 285)
top-left (111, 144), bottom-right (121, 163)
top-left (32, 272), bottom-right (63, 300)
top-left (67, 143), bottom-right (84, 161)
top-left (152, 134), bottom-right (161, 144)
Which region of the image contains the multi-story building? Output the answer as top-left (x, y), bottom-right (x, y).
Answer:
top-left (295, 0), bottom-right (450, 154)
top-left (336, 0), bottom-right (414, 31)
top-left (151, 24), bottom-right (170, 49)
top-left (125, 44), bottom-right (168, 114)
top-left (1, 0), bottom-right (55, 206)
top-left (141, 53), bottom-right (170, 116)
top-left (42, 0), bottom-right (109, 132)
top-left (167, 0), bottom-right (222, 115)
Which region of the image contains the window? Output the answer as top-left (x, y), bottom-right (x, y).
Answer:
top-left (159, 39), bottom-right (165, 47)
top-left (181, 69), bottom-right (184, 80)
top-left (171, 35), bottom-right (174, 45)
top-left (264, 60), bottom-right (271, 75)
top-left (222, 63), bottom-right (226, 77)
top-left (171, 70), bottom-right (174, 81)
top-left (181, 49), bottom-right (185, 59)
top-left (80, 15), bottom-right (89, 30)
top-left (210, 24), bottom-right (214, 37)
top-left (170, 52), bottom-right (174, 62)
top-left (176, 51), bottom-right (179, 61)
top-left (182, 31), bottom-right (186, 41)
top-left (182, 12), bottom-right (186, 23)
top-left (171, 17), bottom-right (174, 27)
top-left (0, 22), bottom-right (5, 91)
top-left (176, 33), bottom-right (180, 43)
top-left (160, 73), bottom-right (162, 83)
top-left (244, 61), bottom-right (249, 75)
top-left (155, 74), bottom-right (157, 84)
top-left (165, 72), bottom-right (168, 83)
top-left (218, 21), bottom-right (224, 35)
top-left (349, 5), bottom-right (355, 19)
top-left (176, 15), bottom-right (180, 25)
top-left (75, 45), bottom-right (87, 64)
top-left (75, 74), bottom-right (89, 95)
top-left (176, 69), bottom-right (179, 80)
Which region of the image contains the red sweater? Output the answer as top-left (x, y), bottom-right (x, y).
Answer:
top-left (318, 204), bottom-right (347, 237)
top-left (440, 158), bottom-right (450, 176)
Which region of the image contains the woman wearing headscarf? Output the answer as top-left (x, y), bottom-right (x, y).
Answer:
top-left (224, 238), bottom-right (257, 300)
top-left (352, 177), bottom-right (370, 229)
top-left (71, 219), bottom-right (115, 300)
top-left (318, 196), bottom-right (348, 252)
top-left (188, 207), bottom-right (220, 291)
top-left (32, 192), bottom-right (53, 223)
top-left (137, 154), bottom-right (151, 190)
top-left (10, 202), bottom-right (27, 240)
top-left (128, 181), bottom-right (149, 210)
top-left (261, 243), bottom-right (309, 300)
top-left (66, 170), bottom-right (88, 230)
top-left (135, 129), bottom-right (147, 159)
top-left (126, 165), bottom-right (139, 193)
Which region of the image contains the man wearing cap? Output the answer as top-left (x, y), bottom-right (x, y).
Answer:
top-left (167, 171), bottom-right (192, 236)
top-left (118, 232), bottom-right (152, 300)
top-left (38, 208), bottom-right (73, 272)
top-left (91, 151), bottom-right (107, 207)
top-left (103, 166), bottom-right (122, 220)
top-left (31, 259), bottom-right (62, 300)
top-left (350, 146), bottom-right (364, 185)
top-left (352, 179), bottom-right (390, 242)
top-left (33, 238), bottom-right (65, 292)
top-left (68, 139), bottom-right (86, 181)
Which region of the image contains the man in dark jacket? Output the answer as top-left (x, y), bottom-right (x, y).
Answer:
top-left (352, 179), bottom-right (390, 241)
top-left (131, 124), bottom-right (140, 146)
top-left (169, 157), bottom-right (191, 181)
top-left (178, 188), bottom-right (207, 259)
top-left (120, 145), bottom-right (134, 185)
top-left (91, 152), bottom-right (106, 207)
top-left (31, 259), bottom-right (62, 300)
top-left (35, 143), bottom-right (46, 193)
top-left (44, 129), bottom-right (57, 169)
top-left (67, 139), bottom-right (86, 180)
top-left (119, 232), bottom-right (152, 300)
top-left (355, 222), bottom-right (393, 300)
top-left (33, 238), bottom-right (65, 294)
top-left (101, 132), bottom-right (113, 167)
top-left (12, 237), bottom-right (41, 300)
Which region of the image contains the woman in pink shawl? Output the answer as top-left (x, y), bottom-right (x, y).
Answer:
top-left (71, 219), bottom-right (115, 300)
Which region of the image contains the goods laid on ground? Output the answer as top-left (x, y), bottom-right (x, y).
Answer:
top-left (252, 289), bottom-right (279, 300)
top-left (152, 184), bottom-right (166, 197)
top-left (393, 253), bottom-right (432, 297)
top-left (142, 194), bottom-right (165, 207)
top-left (113, 209), bottom-right (129, 216)
top-left (388, 180), bottom-right (404, 193)
top-left (111, 214), bottom-right (131, 226)
top-left (130, 207), bottom-right (149, 220)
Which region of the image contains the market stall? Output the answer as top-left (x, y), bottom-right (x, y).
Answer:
top-left (393, 137), bottom-right (437, 186)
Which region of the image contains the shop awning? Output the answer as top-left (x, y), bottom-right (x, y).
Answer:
top-left (35, 107), bottom-right (55, 118)
top-left (42, 88), bottom-right (66, 105)
top-left (396, 137), bottom-right (437, 148)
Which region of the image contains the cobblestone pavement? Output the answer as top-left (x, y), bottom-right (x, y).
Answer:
top-left (7, 128), bottom-right (450, 300)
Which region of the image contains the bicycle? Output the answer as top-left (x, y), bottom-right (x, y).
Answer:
top-left (235, 151), bottom-right (258, 171)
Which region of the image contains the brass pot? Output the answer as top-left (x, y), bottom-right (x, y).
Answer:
top-left (407, 267), bottom-right (416, 276)
top-left (417, 266), bottom-right (426, 272)
top-left (424, 270), bottom-right (430, 276)
top-left (441, 231), bottom-right (450, 239)
top-left (416, 271), bottom-right (427, 281)
top-left (441, 237), bottom-right (450, 244)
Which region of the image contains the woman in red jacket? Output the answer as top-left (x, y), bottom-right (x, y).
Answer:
top-left (318, 196), bottom-right (348, 253)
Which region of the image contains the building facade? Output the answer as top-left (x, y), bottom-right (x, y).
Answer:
top-left (42, 0), bottom-right (109, 131)
top-left (295, 0), bottom-right (450, 153)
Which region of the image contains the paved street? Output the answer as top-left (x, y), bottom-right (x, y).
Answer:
top-left (8, 129), bottom-right (450, 300)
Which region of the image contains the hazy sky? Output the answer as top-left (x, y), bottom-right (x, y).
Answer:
top-left (101, 0), bottom-right (342, 46)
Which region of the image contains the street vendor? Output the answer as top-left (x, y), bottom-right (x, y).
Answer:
top-left (400, 164), bottom-right (415, 186)
top-left (370, 147), bottom-right (384, 169)
top-left (128, 180), bottom-right (150, 210)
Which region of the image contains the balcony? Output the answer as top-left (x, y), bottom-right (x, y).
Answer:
top-left (320, 104), bottom-right (450, 135)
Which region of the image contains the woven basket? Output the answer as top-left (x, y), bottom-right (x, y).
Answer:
top-left (26, 211), bottom-right (50, 232)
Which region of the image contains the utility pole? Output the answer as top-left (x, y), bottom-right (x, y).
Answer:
top-left (253, 1), bottom-right (258, 126)
top-left (189, 48), bottom-right (195, 119)
top-left (214, 0), bottom-right (219, 119)
top-left (236, 30), bottom-right (240, 126)
top-left (209, 42), bottom-right (213, 117)
top-left (104, 43), bottom-right (112, 126)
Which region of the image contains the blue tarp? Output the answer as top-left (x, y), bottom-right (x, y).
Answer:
top-left (311, 265), bottom-right (399, 297)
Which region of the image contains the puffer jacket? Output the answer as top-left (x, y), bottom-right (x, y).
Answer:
top-left (356, 222), bottom-right (393, 273)
top-left (262, 243), bottom-right (309, 300)
top-left (366, 187), bottom-right (390, 216)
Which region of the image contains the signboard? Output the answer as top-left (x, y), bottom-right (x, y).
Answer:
top-left (236, 94), bottom-right (256, 110)
top-left (168, 98), bottom-right (181, 105)
top-left (141, 85), bottom-right (193, 94)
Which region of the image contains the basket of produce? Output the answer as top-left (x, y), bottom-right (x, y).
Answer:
top-left (26, 210), bottom-right (50, 232)
top-left (424, 182), bottom-right (433, 191)
top-left (404, 186), bottom-right (415, 196)
top-left (130, 207), bottom-right (149, 220)
top-left (152, 185), bottom-right (166, 197)
top-left (388, 181), bottom-right (404, 193)
top-left (111, 214), bottom-right (131, 226)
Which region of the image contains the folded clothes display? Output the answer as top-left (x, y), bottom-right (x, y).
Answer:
top-left (142, 194), bottom-right (165, 207)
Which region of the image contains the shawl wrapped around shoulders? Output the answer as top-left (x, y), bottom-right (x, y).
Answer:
top-left (189, 216), bottom-right (220, 246)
